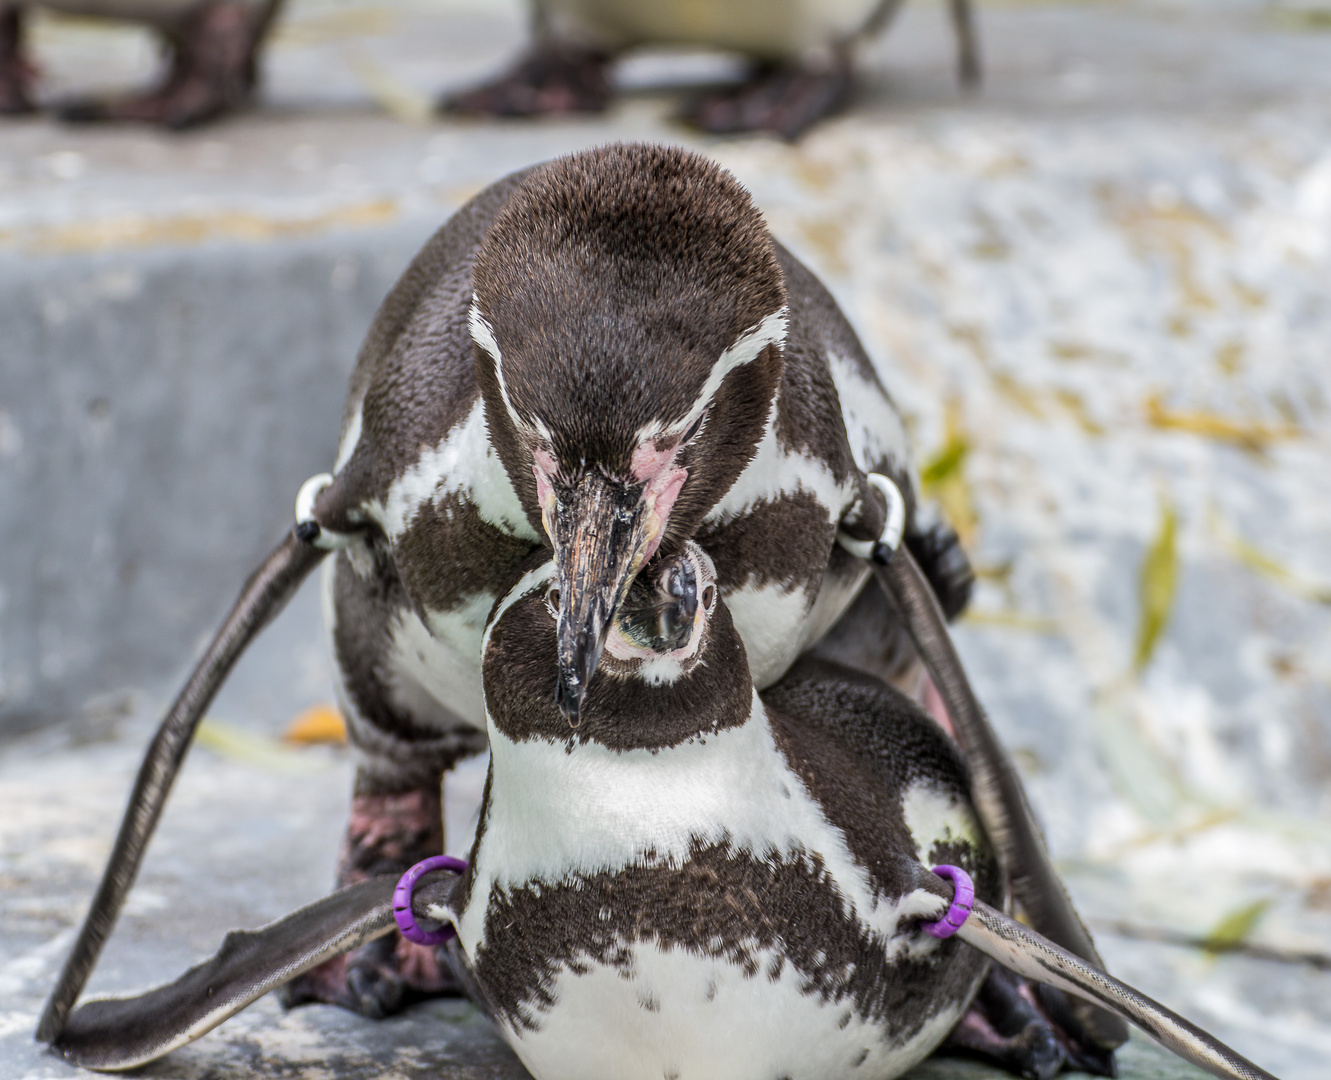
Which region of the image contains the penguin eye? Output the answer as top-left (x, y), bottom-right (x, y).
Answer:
top-left (679, 408), bottom-right (708, 447)
top-left (702, 584), bottom-right (717, 613)
top-left (545, 587), bottom-right (561, 620)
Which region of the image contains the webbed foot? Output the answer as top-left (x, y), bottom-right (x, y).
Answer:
top-left (441, 42), bottom-right (611, 117)
top-left (279, 934), bottom-right (459, 1018)
top-left (681, 59), bottom-right (851, 141)
top-left (943, 966), bottom-right (1116, 1078)
top-left (280, 784), bottom-right (461, 1018)
top-left (58, 0), bottom-right (265, 129)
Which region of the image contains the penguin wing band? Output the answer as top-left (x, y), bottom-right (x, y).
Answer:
top-left (48, 865), bottom-right (1273, 1079)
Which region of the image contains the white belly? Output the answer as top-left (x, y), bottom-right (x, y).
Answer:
top-left (545, 0), bottom-right (885, 58)
top-left (450, 706), bottom-right (989, 1080)
top-left (729, 559), bottom-right (869, 690)
top-left (386, 598), bottom-right (491, 732)
top-left (504, 941), bottom-right (960, 1080)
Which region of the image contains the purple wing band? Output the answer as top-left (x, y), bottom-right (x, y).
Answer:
top-left (921, 864), bottom-right (975, 940)
top-left (392, 855), bottom-right (468, 945)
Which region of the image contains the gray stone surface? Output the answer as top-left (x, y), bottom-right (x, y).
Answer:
top-left (1, 0), bottom-right (1328, 1077)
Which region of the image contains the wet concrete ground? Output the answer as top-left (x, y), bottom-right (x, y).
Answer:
top-left (2, 1), bottom-right (1329, 1077)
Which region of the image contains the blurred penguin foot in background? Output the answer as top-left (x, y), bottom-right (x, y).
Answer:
top-left (56, 0), bottom-right (280, 128)
top-left (441, 40), bottom-right (611, 118)
top-left (680, 52), bottom-right (852, 141)
top-left (0, 5), bottom-right (35, 113)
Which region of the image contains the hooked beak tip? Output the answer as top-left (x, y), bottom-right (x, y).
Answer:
top-left (555, 676), bottom-right (583, 729)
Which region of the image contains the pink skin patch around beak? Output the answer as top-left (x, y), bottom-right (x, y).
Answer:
top-left (632, 442), bottom-right (687, 563)
top-left (532, 448), bottom-right (558, 535)
top-left (532, 442), bottom-right (689, 563)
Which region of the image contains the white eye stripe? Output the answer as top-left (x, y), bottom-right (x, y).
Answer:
top-left (469, 300), bottom-right (554, 443)
top-left (472, 300), bottom-right (787, 450)
top-left (635, 306), bottom-right (788, 445)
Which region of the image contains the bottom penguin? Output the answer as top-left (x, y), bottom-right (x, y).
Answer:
top-left (453, 542), bottom-right (998, 1080)
top-left (50, 544), bottom-right (1278, 1080)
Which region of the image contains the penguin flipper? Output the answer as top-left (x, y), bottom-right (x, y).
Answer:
top-left (37, 532), bottom-right (327, 1045)
top-left (50, 872), bottom-right (460, 1072)
top-left (959, 900), bottom-right (1279, 1080)
top-left (873, 547), bottom-right (1130, 1050)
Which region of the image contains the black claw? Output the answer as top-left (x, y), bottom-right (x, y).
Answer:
top-left (1062, 1043), bottom-right (1118, 1078)
top-left (1014, 1023), bottom-right (1066, 1080)
top-left (346, 962), bottom-right (399, 1020)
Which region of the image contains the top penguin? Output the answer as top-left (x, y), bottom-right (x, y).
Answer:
top-left (284, 142), bottom-right (975, 1012)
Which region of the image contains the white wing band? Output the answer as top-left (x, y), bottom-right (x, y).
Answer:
top-left (295, 473), bottom-right (357, 551)
top-left (837, 472), bottom-right (906, 562)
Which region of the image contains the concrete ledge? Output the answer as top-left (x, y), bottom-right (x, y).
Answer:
top-left (0, 223), bottom-right (435, 728)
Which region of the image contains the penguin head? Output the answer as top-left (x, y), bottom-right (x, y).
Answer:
top-left (601, 542), bottom-right (719, 682)
top-left (471, 143), bottom-right (786, 727)
top-left (482, 543), bottom-right (754, 750)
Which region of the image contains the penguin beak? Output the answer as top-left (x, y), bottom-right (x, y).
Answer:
top-left (547, 473), bottom-right (653, 726)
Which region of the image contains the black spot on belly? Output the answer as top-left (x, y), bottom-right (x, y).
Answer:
top-left (472, 839), bottom-right (987, 1044)
top-left (852, 1048), bottom-right (869, 1067)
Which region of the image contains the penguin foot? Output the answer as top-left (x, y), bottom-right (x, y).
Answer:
top-left (942, 967), bottom-right (1116, 1078)
top-left (0, 6), bottom-right (35, 115)
top-left (58, 0), bottom-right (263, 128)
top-left (905, 520), bottom-right (974, 623)
top-left (441, 42), bottom-right (611, 117)
top-left (334, 785), bottom-right (446, 882)
top-left (281, 782), bottom-right (460, 1017)
top-left (681, 59), bottom-right (852, 141)
top-left (279, 933), bottom-right (462, 1019)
